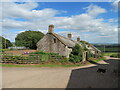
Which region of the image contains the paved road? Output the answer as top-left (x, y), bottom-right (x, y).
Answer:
top-left (2, 67), bottom-right (72, 88)
top-left (2, 57), bottom-right (120, 88)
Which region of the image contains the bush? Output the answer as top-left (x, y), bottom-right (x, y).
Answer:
top-left (60, 58), bottom-right (69, 64)
top-left (69, 54), bottom-right (82, 63)
top-left (86, 51), bottom-right (92, 60)
top-left (69, 44), bottom-right (83, 63)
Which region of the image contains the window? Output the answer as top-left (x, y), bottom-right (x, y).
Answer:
top-left (54, 38), bottom-right (56, 43)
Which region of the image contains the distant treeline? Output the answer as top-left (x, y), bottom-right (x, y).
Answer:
top-left (93, 44), bottom-right (120, 52)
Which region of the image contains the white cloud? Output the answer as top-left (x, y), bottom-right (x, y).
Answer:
top-left (2, 2), bottom-right (58, 20)
top-left (84, 4), bottom-right (106, 17)
top-left (108, 18), bottom-right (118, 22)
top-left (112, 0), bottom-right (119, 11)
top-left (1, 2), bottom-right (118, 43)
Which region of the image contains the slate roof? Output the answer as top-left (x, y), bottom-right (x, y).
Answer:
top-left (48, 32), bottom-right (101, 52)
top-left (48, 32), bottom-right (78, 48)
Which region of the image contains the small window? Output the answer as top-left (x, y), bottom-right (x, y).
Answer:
top-left (54, 39), bottom-right (56, 43)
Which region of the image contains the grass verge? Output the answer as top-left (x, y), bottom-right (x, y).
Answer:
top-left (0, 64), bottom-right (82, 67)
top-left (94, 57), bottom-right (106, 63)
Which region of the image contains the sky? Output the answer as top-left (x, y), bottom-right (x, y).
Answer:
top-left (0, 0), bottom-right (119, 44)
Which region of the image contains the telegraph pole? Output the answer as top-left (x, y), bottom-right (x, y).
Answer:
top-left (2, 35), bottom-right (6, 49)
top-left (104, 44), bottom-right (105, 53)
top-left (4, 38), bottom-right (6, 49)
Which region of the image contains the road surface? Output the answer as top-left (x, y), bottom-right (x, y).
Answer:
top-left (2, 57), bottom-right (120, 88)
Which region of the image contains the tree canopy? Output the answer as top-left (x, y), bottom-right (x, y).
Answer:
top-left (0, 36), bottom-right (13, 49)
top-left (15, 30), bottom-right (44, 49)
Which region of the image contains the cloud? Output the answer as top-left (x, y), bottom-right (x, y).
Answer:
top-left (108, 18), bottom-right (118, 22)
top-left (112, 0), bottom-right (119, 11)
top-left (2, 2), bottom-right (58, 20)
top-left (84, 4), bottom-right (106, 17)
top-left (1, 2), bottom-right (118, 43)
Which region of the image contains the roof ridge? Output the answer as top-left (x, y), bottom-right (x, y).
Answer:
top-left (49, 33), bottom-right (76, 47)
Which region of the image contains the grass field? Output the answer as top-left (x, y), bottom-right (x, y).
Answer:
top-left (103, 52), bottom-right (119, 56)
top-left (93, 44), bottom-right (119, 52)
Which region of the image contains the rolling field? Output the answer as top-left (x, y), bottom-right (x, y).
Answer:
top-left (93, 44), bottom-right (120, 53)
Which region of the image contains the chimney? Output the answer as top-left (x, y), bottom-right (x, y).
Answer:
top-left (48, 24), bottom-right (54, 33)
top-left (77, 36), bottom-right (80, 42)
top-left (68, 32), bottom-right (72, 40)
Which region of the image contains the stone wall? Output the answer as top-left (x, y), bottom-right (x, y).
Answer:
top-left (37, 33), bottom-right (72, 58)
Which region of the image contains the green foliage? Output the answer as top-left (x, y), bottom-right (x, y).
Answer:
top-left (41, 55), bottom-right (49, 61)
top-left (31, 51), bottom-right (59, 55)
top-left (110, 53), bottom-right (120, 58)
top-left (0, 36), bottom-right (13, 49)
top-left (60, 58), bottom-right (69, 64)
top-left (69, 44), bottom-right (83, 63)
top-left (80, 40), bottom-right (91, 46)
top-left (31, 51), bottom-right (48, 55)
top-left (69, 54), bottom-right (82, 63)
top-left (86, 51), bottom-right (92, 60)
top-left (71, 44), bottom-right (83, 55)
top-left (15, 30), bottom-right (44, 49)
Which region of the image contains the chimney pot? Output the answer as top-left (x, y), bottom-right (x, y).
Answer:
top-left (68, 32), bottom-right (72, 39)
top-left (77, 36), bottom-right (80, 42)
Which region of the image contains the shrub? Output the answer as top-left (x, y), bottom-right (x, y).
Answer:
top-left (60, 58), bottom-right (69, 64)
top-left (69, 54), bottom-right (82, 63)
top-left (69, 44), bottom-right (83, 63)
top-left (86, 51), bottom-right (92, 60)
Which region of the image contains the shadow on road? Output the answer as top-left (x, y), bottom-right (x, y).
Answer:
top-left (66, 59), bottom-right (120, 88)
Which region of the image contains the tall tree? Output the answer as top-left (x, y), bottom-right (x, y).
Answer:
top-left (15, 30), bottom-right (44, 49)
top-left (0, 36), bottom-right (13, 49)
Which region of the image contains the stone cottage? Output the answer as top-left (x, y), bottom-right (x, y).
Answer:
top-left (37, 25), bottom-right (101, 60)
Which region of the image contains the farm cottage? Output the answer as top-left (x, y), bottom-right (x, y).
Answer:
top-left (37, 25), bottom-right (101, 60)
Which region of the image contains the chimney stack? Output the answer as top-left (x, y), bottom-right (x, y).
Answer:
top-left (77, 36), bottom-right (80, 42)
top-left (68, 32), bottom-right (72, 40)
top-left (48, 24), bottom-right (54, 33)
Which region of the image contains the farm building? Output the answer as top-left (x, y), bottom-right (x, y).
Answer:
top-left (37, 25), bottom-right (101, 60)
